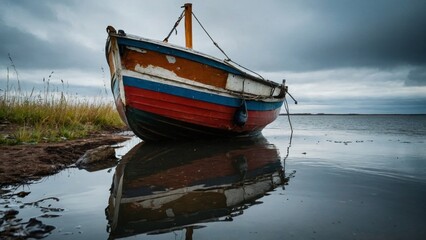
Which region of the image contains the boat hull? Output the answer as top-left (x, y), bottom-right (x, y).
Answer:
top-left (106, 27), bottom-right (286, 141)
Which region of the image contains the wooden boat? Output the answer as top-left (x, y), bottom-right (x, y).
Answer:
top-left (105, 3), bottom-right (288, 141)
top-left (106, 136), bottom-right (289, 237)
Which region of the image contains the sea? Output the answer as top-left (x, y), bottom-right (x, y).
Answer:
top-left (1, 115), bottom-right (425, 240)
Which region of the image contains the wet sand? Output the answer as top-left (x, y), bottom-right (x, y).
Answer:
top-left (0, 132), bottom-right (132, 186)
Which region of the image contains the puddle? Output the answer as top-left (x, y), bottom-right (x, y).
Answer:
top-left (0, 190), bottom-right (61, 239)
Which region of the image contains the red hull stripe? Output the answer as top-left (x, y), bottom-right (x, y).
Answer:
top-left (126, 107), bottom-right (263, 141)
top-left (123, 76), bottom-right (283, 111)
top-left (125, 86), bottom-right (280, 130)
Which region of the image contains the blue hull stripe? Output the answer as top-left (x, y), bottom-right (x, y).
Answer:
top-left (123, 76), bottom-right (283, 111)
top-left (117, 37), bottom-right (242, 75)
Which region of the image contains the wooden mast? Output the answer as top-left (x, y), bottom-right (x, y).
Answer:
top-left (184, 3), bottom-right (193, 49)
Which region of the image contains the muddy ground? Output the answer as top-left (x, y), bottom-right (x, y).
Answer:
top-left (0, 132), bottom-right (132, 186)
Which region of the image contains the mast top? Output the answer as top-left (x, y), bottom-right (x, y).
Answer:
top-left (184, 3), bottom-right (193, 49)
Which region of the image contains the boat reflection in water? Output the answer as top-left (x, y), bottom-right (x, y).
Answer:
top-left (106, 136), bottom-right (290, 239)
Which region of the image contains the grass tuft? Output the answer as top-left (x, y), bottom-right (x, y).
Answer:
top-left (0, 60), bottom-right (125, 145)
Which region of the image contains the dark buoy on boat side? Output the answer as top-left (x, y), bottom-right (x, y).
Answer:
top-left (233, 99), bottom-right (248, 127)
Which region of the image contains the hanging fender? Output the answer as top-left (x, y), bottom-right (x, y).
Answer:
top-left (233, 99), bottom-right (248, 127)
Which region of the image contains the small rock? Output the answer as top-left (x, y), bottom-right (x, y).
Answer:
top-left (25, 217), bottom-right (56, 238)
top-left (16, 191), bottom-right (31, 198)
top-left (3, 209), bottom-right (19, 220)
top-left (76, 145), bottom-right (116, 166)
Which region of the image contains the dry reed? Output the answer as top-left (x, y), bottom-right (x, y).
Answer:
top-left (0, 57), bottom-right (124, 144)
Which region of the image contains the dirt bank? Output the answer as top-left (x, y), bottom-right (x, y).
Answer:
top-left (0, 132), bottom-right (132, 186)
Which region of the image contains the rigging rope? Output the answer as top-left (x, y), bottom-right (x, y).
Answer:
top-left (191, 12), bottom-right (231, 60)
top-left (284, 97), bottom-right (293, 141)
top-left (226, 59), bottom-right (266, 80)
top-left (275, 96), bottom-right (295, 190)
top-left (282, 96), bottom-right (294, 185)
top-left (191, 12), bottom-right (266, 80)
top-left (164, 7), bottom-right (266, 80)
top-left (163, 9), bottom-right (186, 43)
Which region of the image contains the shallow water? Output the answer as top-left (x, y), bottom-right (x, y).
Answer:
top-left (1, 115), bottom-right (425, 239)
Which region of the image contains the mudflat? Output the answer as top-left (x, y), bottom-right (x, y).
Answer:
top-left (0, 132), bottom-right (131, 186)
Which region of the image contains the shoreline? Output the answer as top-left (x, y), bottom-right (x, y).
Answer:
top-left (0, 131), bottom-right (133, 187)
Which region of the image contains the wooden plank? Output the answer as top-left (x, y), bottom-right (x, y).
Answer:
top-left (122, 48), bottom-right (228, 88)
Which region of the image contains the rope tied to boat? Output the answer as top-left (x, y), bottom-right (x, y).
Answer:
top-left (164, 6), bottom-right (266, 81)
top-left (281, 95), bottom-right (294, 186)
top-left (282, 79), bottom-right (295, 147)
top-left (163, 8), bottom-right (186, 43)
top-left (191, 12), bottom-right (266, 81)
top-left (284, 97), bottom-right (293, 136)
top-left (190, 12), bottom-right (231, 61)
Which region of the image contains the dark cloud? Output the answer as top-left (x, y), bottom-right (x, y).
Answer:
top-left (0, 22), bottom-right (102, 71)
top-left (0, 0), bottom-right (106, 71)
top-left (213, 0), bottom-right (426, 72)
top-left (406, 66), bottom-right (426, 86)
top-left (1, 0), bottom-right (59, 22)
top-left (304, 0), bottom-right (426, 70)
top-left (2, 0), bottom-right (426, 73)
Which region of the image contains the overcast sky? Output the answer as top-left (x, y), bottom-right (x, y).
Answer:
top-left (1, 0), bottom-right (425, 113)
